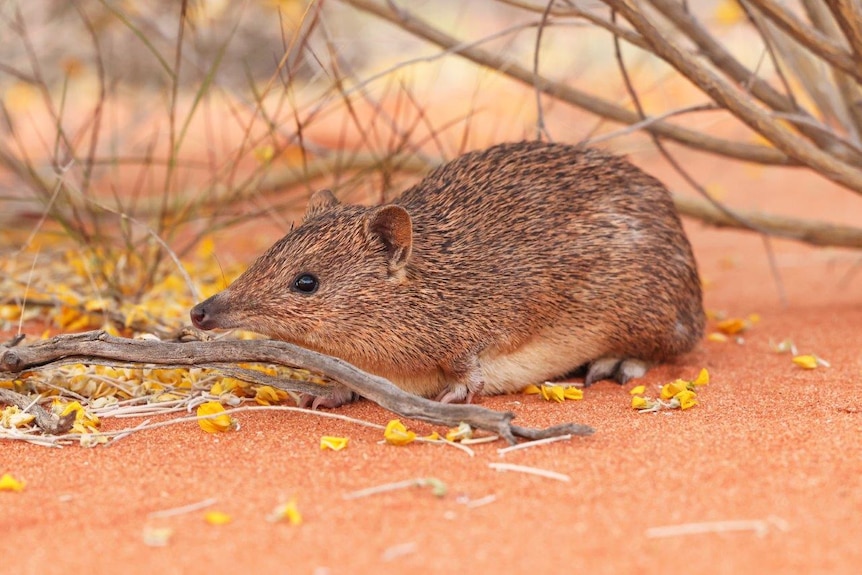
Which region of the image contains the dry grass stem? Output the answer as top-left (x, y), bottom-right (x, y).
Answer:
top-left (487, 462), bottom-right (571, 482)
top-left (496, 433), bottom-right (573, 455)
top-left (645, 517), bottom-right (790, 538)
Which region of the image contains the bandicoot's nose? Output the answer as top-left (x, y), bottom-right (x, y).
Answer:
top-left (190, 299), bottom-right (215, 329)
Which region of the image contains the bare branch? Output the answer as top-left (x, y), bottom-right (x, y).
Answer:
top-left (0, 388), bottom-right (75, 434)
top-left (648, 0), bottom-right (862, 164)
top-left (0, 331), bottom-right (595, 444)
top-left (338, 0), bottom-right (793, 165)
top-left (601, 0), bottom-right (862, 194)
top-left (745, 0), bottom-right (862, 82)
top-left (673, 194), bottom-right (862, 248)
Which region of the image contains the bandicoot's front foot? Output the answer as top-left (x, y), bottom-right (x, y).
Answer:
top-left (434, 380), bottom-right (485, 404)
top-left (297, 387), bottom-right (357, 409)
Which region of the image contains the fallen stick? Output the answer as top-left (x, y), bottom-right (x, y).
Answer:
top-left (0, 330), bottom-right (594, 444)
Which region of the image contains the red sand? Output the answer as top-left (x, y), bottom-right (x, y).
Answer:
top-left (3, 158), bottom-right (862, 575)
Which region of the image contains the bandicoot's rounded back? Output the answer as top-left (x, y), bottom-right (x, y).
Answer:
top-left (191, 140), bottom-right (704, 400)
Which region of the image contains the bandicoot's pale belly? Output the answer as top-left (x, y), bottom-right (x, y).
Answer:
top-left (384, 327), bottom-right (608, 397)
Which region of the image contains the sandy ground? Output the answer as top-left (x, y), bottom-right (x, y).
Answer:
top-left (3, 153), bottom-right (862, 575)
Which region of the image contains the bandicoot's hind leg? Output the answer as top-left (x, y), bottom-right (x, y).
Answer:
top-left (584, 357), bottom-right (649, 387)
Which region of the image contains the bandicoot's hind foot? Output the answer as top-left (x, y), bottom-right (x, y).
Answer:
top-left (435, 379), bottom-right (485, 404)
top-left (436, 357), bottom-right (485, 403)
top-left (298, 387), bottom-right (357, 409)
top-left (584, 357), bottom-right (649, 387)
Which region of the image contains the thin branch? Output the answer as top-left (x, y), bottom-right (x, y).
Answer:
top-left (0, 388), bottom-right (75, 434)
top-left (338, 0), bottom-right (792, 165)
top-left (532, 0), bottom-right (556, 141)
top-left (648, 0), bottom-right (862, 164)
top-left (824, 0), bottom-right (862, 62)
top-left (800, 0), bottom-right (862, 144)
top-left (0, 331), bottom-right (595, 444)
top-left (673, 194), bottom-right (862, 248)
top-left (745, 0), bottom-right (862, 82)
top-left (601, 0), bottom-right (862, 194)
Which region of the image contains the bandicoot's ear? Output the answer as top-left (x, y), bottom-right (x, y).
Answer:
top-left (366, 205), bottom-right (413, 276)
top-left (303, 189), bottom-right (339, 221)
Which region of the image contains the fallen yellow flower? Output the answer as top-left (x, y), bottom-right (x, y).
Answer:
top-left (0, 473), bottom-right (25, 492)
top-left (541, 384), bottom-right (566, 403)
top-left (320, 436), bottom-right (349, 451)
top-left (196, 401), bottom-right (235, 433)
top-left (54, 400), bottom-right (101, 434)
top-left (204, 511), bottom-right (232, 525)
top-left (534, 383), bottom-right (583, 402)
top-left (268, 499), bottom-right (302, 525)
top-left (631, 396), bottom-right (650, 410)
top-left (629, 385), bottom-right (646, 396)
top-left (255, 385), bottom-right (288, 405)
top-left (660, 380), bottom-right (689, 400)
top-left (522, 384), bottom-right (542, 395)
top-left (0, 406), bottom-right (36, 428)
top-left (384, 419), bottom-right (416, 446)
top-left (445, 422), bottom-right (473, 442)
top-left (716, 317), bottom-right (750, 335)
top-left (675, 389), bottom-right (699, 410)
top-left (792, 355), bottom-right (819, 370)
top-left (707, 332), bottom-right (729, 343)
top-left (693, 368), bottom-right (710, 387)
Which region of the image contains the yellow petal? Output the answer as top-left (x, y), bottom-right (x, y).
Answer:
top-left (792, 355), bottom-right (818, 370)
top-left (1, 406), bottom-right (36, 428)
top-left (631, 396), bottom-right (650, 410)
top-left (0, 473), bottom-right (25, 492)
top-left (563, 387), bottom-right (584, 400)
top-left (543, 385), bottom-right (566, 403)
top-left (320, 436), bottom-right (349, 451)
top-left (204, 511), bottom-right (232, 525)
top-left (522, 384), bottom-right (542, 395)
top-left (84, 298), bottom-right (111, 312)
top-left (707, 332), bottom-right (729, 343)
top-left (445, 422), bottom-right (473, 442)
top-left (268, 499), bottom-right (302, 525)
top-left (384, 419), bottom-right (416, 446)
top-left (675, 389), bottom-right (699, 410)
top-left (660, 380), bottom-right (689, 400)
top-left (692, 368), bottom-right (710, 387)
top-left (255, 385), bottom-right (287, 406)
top-left (58, 400), bottom-right (84, 418)
top-left (423, 431), bottom-right (442, 441)
top-left (196, 401), bottom-right (235, 433)
top-left (629, 385), bottom-right (646, 396)
top-left (716, 318), bottom-right (748, 335)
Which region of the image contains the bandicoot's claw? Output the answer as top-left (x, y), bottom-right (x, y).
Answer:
top-left (298, 388), bottom-right (357, 409)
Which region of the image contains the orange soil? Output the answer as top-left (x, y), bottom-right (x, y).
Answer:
top-left (3, 156), bottom-right (862, 575)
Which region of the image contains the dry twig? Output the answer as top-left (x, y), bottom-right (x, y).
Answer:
top-left (0, 331), bottom-right (594, 444)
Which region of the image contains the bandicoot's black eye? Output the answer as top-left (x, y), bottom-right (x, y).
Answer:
top-left (292, 273), bottom-right (319, 294)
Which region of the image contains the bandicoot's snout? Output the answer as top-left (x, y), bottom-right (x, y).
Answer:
top-left (190, 296), bottom-right (218, 330)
